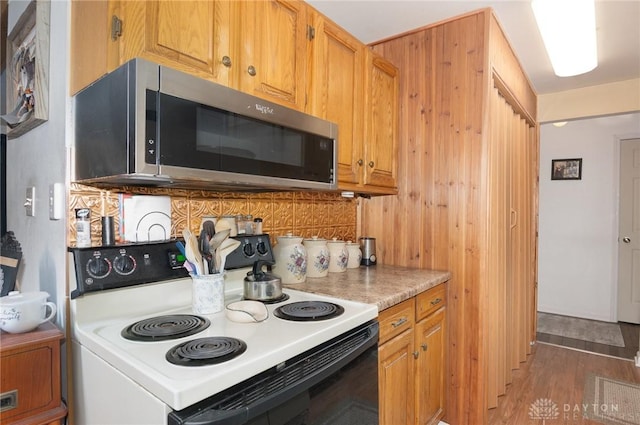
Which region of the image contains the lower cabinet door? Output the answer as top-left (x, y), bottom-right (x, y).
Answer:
top-left (378, 328), bottom-right (415, 425)
top-left (414, 307), bottom-right (446, 425)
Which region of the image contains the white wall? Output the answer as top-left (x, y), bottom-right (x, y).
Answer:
top-left (538, 112), bottom-right (640, 321)
top-left (6, 0), bottom-right (69, 327)
top-left (538, 78), bottom-right (640, 123)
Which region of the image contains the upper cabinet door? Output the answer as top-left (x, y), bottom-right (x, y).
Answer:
top-left (141, 0), bottom-right (233, 85)
top-left (307, 12), bottom-right (364, 187)
top-left (237, 0), bottom-right (308, 110)
top-left (363, 50), bottom-right (399, 190)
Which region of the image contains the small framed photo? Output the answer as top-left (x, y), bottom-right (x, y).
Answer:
top-left (551, 158), bottom-right (582, 180)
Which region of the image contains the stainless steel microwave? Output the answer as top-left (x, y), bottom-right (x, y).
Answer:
top-left (73, 59), bottom-right (337, 191)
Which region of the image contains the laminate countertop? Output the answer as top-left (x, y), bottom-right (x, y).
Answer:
top-left (282, 265), bottom-right (451, 312)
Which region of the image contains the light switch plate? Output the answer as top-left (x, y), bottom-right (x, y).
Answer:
top-left (49, 183), bottom-right (64, 220)
top-left (25, 187), bottom-right (35, 216)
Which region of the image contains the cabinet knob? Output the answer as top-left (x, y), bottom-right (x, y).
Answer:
top-left (222, 56), bottom-right (232, 67)
top-left (357, 159), bottom-right (364, 166)
top-left (247, 65), bottom-right (257, 76)
top-left (623, 237), bottom-right (631, 243)
top-left (413, 351), bottom-right (420, 359)
top-left (368, 161), bottom-right (375, 168)
top-left (421, 343), bottom-right (428, 351)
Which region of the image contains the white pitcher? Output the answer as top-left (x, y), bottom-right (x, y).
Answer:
top-left (303, 236), bottom-right (330, 278)
top-left (274, 233), bottom-right (307, 283)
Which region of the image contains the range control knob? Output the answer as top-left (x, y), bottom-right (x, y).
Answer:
top-left (113, 254), bottom-right (137, 275)
top-left (243, 243), bottom-right (255, 257)
top-left (256, 241), bottom-right (268, 256)
top-left (86, 257), bottom-right (112, 279)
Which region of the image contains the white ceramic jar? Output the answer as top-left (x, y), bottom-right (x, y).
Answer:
top-left (327, 238), bottom-right (348, 273)
top-left (274, 233), bottom-right (307, 283)
top-left (303, 236), bottom-right (330, 278)
top-left (346, 241), bottom-right (362, 269)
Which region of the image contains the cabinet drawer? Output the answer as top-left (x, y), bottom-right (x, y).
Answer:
top-left (379, 298), bottom-right (415, 344)
top-left (0, 347), bottom-right (53, 421)
top-left (416, 284), bottom-right (447, 322)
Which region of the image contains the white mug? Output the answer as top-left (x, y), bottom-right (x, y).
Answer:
top-left (0, 291), bottom-right (57, 334)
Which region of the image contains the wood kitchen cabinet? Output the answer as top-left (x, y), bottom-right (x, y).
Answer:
top-left (70, 0), bottom-right (233, 95)
top-left (237, 0), bottom-right (309, 110)
top-left (307, 13), bottom-right (398, 194)
top-left (378, 284), bottom-right (447, 425)
top-left (361, 50), bottom-right (399, 193)
top-left (0, 322), bottom-right (67, 425)
top-left (307, 11), bottom-right (365, 187)
top-left (363, 9), bottom-right (538, 423)
top-left (71, 0), bottom-right (310, 112)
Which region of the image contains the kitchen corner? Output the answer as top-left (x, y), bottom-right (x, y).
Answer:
top-left (283, 265), bottom-right (450, 312)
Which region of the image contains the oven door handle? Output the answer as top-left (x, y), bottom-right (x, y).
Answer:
top-left (168, 321), bottom-right (379, 425)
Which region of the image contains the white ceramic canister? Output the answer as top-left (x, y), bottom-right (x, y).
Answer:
top-left (0, 291), bottom-right (57, 334)
top-left (273, 233), bottom-right (307, 283)
top-left (346, 241), bottom-right (362, 269)
top-left (303, 236), bottom-right (330, 278)
top-left (327, 238), bottom-right (348, 273)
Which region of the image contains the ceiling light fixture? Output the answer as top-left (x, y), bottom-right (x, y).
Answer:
top-left (552, 121), bottom-right (568, 127)
top-left (531, 0), bottom-right (598, 77)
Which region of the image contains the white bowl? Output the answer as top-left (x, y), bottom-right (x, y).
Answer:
top-left (0, 291), bottom-right (57, 333)
top-left (225, 301), bottom-right (268, 323)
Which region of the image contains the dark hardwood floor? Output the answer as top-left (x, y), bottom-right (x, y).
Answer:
top-left (536, 321), bottom-right (640, 360)
top-left (488, 343), bottom-right (640, 425)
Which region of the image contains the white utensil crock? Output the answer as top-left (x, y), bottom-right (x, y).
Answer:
top-left (191, 273), bottom-right (224, 314)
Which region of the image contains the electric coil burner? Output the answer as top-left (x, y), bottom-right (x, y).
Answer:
top-left (245, 293), bottom-right (290, 304)
top-left (122, 314), bottom-right (210, 341)
top-left (273, 301), bottom-right (345, 321)
top-left (166, 337), bottom-right (247, 366)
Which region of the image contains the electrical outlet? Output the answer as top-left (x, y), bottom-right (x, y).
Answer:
top-left (25, 187), bottom-right (35, 216)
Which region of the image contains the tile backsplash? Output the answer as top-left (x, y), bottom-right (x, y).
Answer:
top-left (68, 183), bottom-right (357, 247)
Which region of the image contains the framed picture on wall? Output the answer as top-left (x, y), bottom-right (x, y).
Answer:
top-left (551, 158), bottom-right (582, 180)
top-left (0, 0), bottom-right (50, 139)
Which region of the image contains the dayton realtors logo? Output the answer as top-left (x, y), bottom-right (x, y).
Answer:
top-left (529, 398), bottom-right (560, 424)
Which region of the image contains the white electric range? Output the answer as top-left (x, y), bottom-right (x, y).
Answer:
top-left (68, 237), bottom-right (379, 425)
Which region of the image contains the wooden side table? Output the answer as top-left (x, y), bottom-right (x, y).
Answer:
top-left (0, 321), bottom-right (67, 425)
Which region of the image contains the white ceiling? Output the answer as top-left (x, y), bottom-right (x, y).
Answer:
top-left (306, 0), bottom-right (640, 95)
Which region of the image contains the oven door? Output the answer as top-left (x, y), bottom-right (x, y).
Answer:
top-left (168, 321), bottom-right (379, 425)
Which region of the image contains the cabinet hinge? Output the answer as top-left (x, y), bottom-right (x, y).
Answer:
top-left (111, 15), bottom-right (123, 41)
top-left (307, 25), bottom-right (315, 41)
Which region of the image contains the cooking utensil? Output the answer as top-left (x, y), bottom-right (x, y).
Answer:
top-left (225, 301), bottom-right (269, 323)
top-left (244, 260), bottom-right (282, 301)
top-left (199, 229), bottom-right (214, 274)
top-left (202, 220), bottom-right (216, 238)
top-left (217, 238), bottom-right (241, 272)
top-left (208, 229), bottom-right (230, 273)
top-left (182, 229), bottom-right (202, 274)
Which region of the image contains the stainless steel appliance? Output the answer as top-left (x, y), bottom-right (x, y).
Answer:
top-left (359, 237), bottom-right (377, 266)
top-left (73, 59), bottom-right (338, 192)
top-left (68, 236), bottom-right (378, 425)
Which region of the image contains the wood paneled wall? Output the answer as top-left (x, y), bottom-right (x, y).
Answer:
top-left (364, 9), bottom-right (538, 424)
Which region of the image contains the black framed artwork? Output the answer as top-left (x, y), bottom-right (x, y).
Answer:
top-left (551, 158), bottom-right (582, 180)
